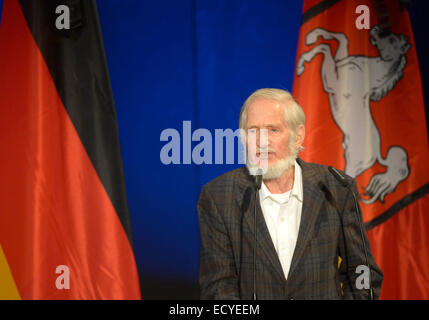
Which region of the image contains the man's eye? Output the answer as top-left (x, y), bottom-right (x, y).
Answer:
top-left (270, 128), bottom-right (278, 132)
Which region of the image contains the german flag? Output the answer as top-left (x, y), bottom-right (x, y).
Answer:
top-left (293, 0), bottom-right (429, 299)
top-left (0, 0), bottom-right (141, 299)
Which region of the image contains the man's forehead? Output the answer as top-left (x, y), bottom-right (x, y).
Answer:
top-left (248, 98), bottom-right (287, 110)
top-left (247, 99), bottom-right (288, 124)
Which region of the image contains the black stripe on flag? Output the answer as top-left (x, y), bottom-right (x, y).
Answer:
top-left (365, 183), bottom-right (429, 231)
top-left (301, 0), bottom-right (342, 25)
top-left (18, 0), bottom-right (134, 245)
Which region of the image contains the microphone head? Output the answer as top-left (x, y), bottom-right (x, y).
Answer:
top-left (328, 166), bottom-right (350, 187)
top-left (254, 168), bottom-right (263, 190)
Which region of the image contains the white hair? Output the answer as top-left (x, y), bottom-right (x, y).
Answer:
top-left (239, 88), bottom-right (306, 133)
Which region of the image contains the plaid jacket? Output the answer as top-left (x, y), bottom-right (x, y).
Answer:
top-left (197, 158), bottom-right (383, 300)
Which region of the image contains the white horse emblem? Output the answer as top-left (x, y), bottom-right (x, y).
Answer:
top-left (297, 26), bottom-right (411, 203)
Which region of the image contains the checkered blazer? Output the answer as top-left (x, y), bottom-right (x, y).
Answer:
top-left (197, 158), bottom-right (383, 300)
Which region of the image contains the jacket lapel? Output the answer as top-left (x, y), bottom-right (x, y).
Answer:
top-left (235, 169), bottom-right (286, 282)
top-left (287, 159), bottom-right (325, 278)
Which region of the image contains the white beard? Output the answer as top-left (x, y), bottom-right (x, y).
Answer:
top-left (261, 154), bottom-right (296, 180)
top-left (246, 134), bottom-right (299, 180)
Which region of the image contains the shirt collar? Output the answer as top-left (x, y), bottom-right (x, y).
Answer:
top-left (260, 160), bottom-right (303, 203)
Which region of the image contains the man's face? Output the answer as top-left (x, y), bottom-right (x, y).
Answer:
top-left (246, 98), bottom-right (292, 170)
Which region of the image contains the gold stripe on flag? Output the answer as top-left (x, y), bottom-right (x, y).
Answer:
top-left (0, 245), bottom-right (21, 299)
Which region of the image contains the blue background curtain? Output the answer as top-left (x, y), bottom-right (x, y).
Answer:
top-left (1, 0), bottom-right (428, 298)
top-left (97, 0), bottom-right (302, 298)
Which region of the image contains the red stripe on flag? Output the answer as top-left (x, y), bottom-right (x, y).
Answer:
top-left (0, 0), bottom-right (141, 299)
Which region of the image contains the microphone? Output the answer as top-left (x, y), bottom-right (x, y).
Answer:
top-left (328, 166), bottom-right (374, 300)
top-left (328, 166), bottom-right (349, 187)
top-left (254, 174), bottom-right (263, 190)
top-left (252, 169), bottom-right (263, 300)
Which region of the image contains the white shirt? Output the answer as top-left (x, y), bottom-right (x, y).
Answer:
top-left (259, 160), bottom-right (303, 280)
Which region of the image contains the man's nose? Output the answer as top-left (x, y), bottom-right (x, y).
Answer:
top-left (257, 129), bottom-right (269, 148)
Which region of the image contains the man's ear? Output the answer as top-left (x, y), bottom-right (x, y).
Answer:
top-left (295, 125), bottom-right (305, 149)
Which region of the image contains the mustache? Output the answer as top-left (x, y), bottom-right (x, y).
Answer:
top-left (255, 148), bottom-right (276, 154)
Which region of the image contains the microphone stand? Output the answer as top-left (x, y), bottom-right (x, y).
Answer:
top-left (328, 166), bottom-right (374, 300)
top-left (349, 188), bottom-right (374, 300)
top-left (253, 173), bottom-right (262, 300)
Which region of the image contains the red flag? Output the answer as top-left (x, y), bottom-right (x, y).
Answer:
top-left (293, 0), bottom-right (429, 299)
top-left (0, 0), bottom-right (141, 299)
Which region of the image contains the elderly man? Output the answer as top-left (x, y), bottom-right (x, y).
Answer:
top-left (197, 88), bottom-right (383, 300)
